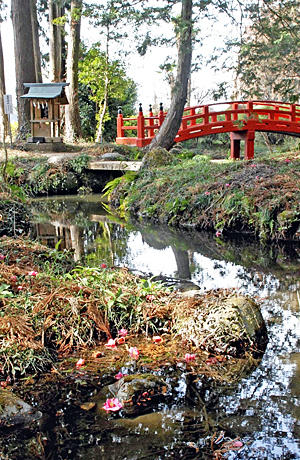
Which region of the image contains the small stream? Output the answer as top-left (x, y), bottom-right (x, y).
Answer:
top-left (22, 194), bottom-right (300, 458)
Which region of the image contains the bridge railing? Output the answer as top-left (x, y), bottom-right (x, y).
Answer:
top-left (116, 100), bottom-right (300, 147)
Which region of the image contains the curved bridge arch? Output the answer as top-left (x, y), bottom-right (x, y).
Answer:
top-left (116, 100), bottom-right (300, 159)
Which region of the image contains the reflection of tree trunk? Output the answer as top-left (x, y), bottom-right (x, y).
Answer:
top-left (70, 225), bottom-right (84, 261)
top-left (104, 222), bottom-right (114, 266)
top-left (172, 247), bottom-right (191, 279)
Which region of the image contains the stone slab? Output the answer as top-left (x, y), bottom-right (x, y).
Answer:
top-left (88, 160), bottom-right (142, 171)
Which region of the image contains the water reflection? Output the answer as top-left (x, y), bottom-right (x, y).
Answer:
top-left (30, 195), bottom-right (300, 459)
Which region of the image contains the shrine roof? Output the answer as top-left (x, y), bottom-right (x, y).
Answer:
top-left (21, 83), bottom-right (69, 99)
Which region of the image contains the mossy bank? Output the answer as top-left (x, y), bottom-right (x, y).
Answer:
top-left (110, 149), bottom-right (300, 241)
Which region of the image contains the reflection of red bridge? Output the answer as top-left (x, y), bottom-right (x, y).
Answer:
top-left (116, 101), bottom-right (300, 159)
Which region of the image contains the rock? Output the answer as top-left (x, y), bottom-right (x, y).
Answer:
top-left (100, 152), bottom-right (125, 161)
top-left (105, 374), bottom-right (169, 416)
top-left (0, 389), bottom-right (42, 427)
top-left (180, 289), bottom-right (203, 298)
top-left (141, 147), bottom-right (174, 169)
top-left (177, 282), bottom-right (201, 293)
top-left (173, 292), bottom-right (268, 357)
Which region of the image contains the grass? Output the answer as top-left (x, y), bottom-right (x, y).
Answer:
top-left (110, 150), bottom-right (300, 241)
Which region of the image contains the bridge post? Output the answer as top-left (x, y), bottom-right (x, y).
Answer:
top-left (190, 107), bottom-right (196, 126)
top-left (291, 104), bottom-right (296, 122)
top-left (245, 131), bottom-right (255, 160)
top-left (147, 104), bottom-right (155, 138)
top-left (117, 107), bottom-right (124, 138)
top-left (230, 132), bottom-right (241, 160)
top-left (233, 103), bottom-right (239, 121)
top-left (137, 103), bottom-right (145, 147)
top-left (159, 102), bottom-right (165, 127)
top-left (203, 106), bottom-right (209, 124)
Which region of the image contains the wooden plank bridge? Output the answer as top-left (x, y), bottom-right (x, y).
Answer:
top-left (116, 100), bottom-right (300, 160)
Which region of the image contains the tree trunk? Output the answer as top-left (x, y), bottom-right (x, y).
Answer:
top-left (11, 0), bottom-right (37, 138)
top-left (96, 27), bottom-right (109, 143)
top-left (49, 0), bottom-right (62, 82)
top-left (0, 25), bottom-right (9, 182)
top-left (0, 25), bottom-right (7, 138)
top-left (146, 0), bottom-right (193, 152)
top-left (65, 0), bottom-right (82, 142)
top-left (31, 0), bottom-right (42, 83)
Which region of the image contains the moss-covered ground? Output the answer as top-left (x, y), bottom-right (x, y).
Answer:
top-left (110, 150), bottom-right (300, 241)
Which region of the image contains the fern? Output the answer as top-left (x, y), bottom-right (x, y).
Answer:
top-left (102, 171), bottom-right (137, 199)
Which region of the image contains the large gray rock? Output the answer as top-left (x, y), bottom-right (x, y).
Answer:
top-left (0, 389), bottom-right (42, 426)
top-left (173, 292), bottom-right (268, 357)
top-left (100, 152), bottom-right (125, 161)
top-left (104, 374), bottom-right (169, 416)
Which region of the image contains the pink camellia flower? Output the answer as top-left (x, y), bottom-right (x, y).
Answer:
top-left (17, 285), bottom-right (23, 291)
top-left (115, 372), bottom-right (125, 380)
top-left (205, 191), bottom-right (210, 196)
top-left (28, 271), bottom-right (38, 277)
top-left (152, 336), bottom-right (163, 343)
top-left (0, 254), bottom-right (5, 261)
top-left (146, 294), bottom-right (155, 302)
top-left (185, 353), bottom-right (196, 363)
top-left (215, 231), bottom-right (222, 237)
top-left (100, 263), bottom-right (107, 269)
top-left (104, 339), bottom-right (116, 349)
top-left (103, 398), bottom-right (123, 412)
top-left (10, 275), bottom-right (17, 282)
top-left (118, 328), bottom-right (128, 337)
top-left (76, 358), bottom-right (85, 369)
top-left (129, 347), bottom-right (139, 359)
top-left (284, 158), bottom-right (291, 163)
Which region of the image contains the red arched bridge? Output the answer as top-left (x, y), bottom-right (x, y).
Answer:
top-left (116, 100), bottom-right (300, 160)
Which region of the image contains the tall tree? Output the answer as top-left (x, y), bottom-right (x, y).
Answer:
top-left (146, 0), bottom-right (193, 151)
top-left (11, 0), bottom-right (39, 137)
top-left (65, 0), bottom-right (82, 141)
top-left (78, 45), bottom-right (137, 141)
top-left (49, 0), bottom-right (63, 81)
top-left (234, 0), bottom-right (300, 102)
top-left (31, 0), bottom-right (42, 82)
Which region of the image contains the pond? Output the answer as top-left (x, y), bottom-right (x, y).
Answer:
top-left (14, 195), bottom-right (300, 458)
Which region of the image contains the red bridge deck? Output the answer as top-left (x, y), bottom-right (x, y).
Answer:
top-left (116, 100), bottom-right (300, 159)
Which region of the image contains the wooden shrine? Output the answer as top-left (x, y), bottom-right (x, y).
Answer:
top-left (21, 82), bottom-right (69, 143)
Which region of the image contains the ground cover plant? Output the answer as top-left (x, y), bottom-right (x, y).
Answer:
top-left (110, 150), bottom-right (300, 241)
top-left (0, 238), bottom-right (261, 384)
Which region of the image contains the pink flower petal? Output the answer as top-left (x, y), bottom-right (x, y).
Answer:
top-left (232, 440), bottom-right (243, 448)
top-left (118, 328), bottom-right (128, 337)
top-left (76, 358), bottom-right (85, 368)
top-left (115, 372), bottom-right (124, 380)
top-left (104, 339), bottom-right (116, 349)
top-left (185, 353), bottom-right (196, 363)
top-left (129, 347), bottom-right (139, 359)
top-left (152, 336), bottom-right (163, 343)
top-left (116, 337), bottom-right (125, 345)
top-left (103, 398), bottom-right (123, 412)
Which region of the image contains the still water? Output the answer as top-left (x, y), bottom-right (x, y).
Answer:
top-left (30, 194), bottom-right (300, 459)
